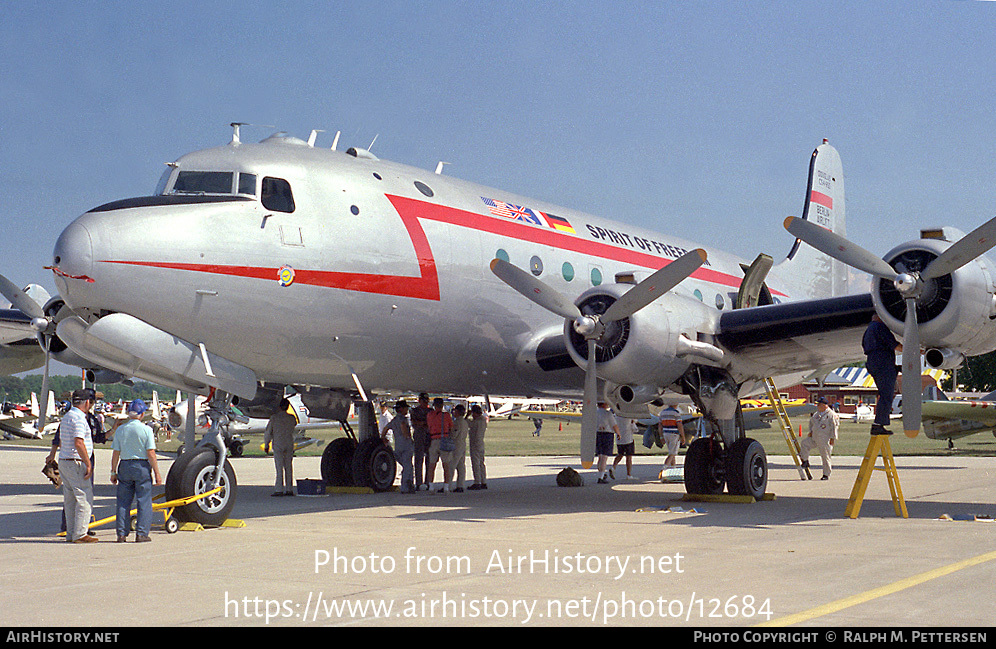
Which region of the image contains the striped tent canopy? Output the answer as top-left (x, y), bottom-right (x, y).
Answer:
top-left (833, 361), bottom-right (947, 388)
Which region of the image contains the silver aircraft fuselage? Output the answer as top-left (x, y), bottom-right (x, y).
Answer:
top-left (50, 133), bottom-right (820, 399)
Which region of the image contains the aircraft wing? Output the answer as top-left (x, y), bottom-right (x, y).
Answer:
top-left (717, 293), bottom-right (874, 379)
top-left (921, 400), bottom-right (996, 426)
top-left (519, 409), bottom-right (579, 423)
top-left (0, 308), bottom-right (36, 344)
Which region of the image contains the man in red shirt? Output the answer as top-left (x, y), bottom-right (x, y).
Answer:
top-left (425, 397), bottom-right (453, 492)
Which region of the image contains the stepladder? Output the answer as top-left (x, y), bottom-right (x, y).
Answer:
top-left (845, 434), bottom-right (908, 518)
top-left (763, 378), bottom-right (811, 480)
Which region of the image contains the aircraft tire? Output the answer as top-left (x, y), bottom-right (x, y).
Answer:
top-left (683, 438), bottom-right (725, 495)
top-left (164, 445), bottom-right (238, 527)
top-left (351, 438), bottom-right (396, 491)
top-left (321, 437), bottom-right (356, 487)
top-left (725, 438), bottom-right (767, 499)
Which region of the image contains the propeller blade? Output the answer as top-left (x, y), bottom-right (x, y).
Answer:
top-left (0, 274), bottom-right (44, 320)
top-left (601, 248), bottom-right (707, 323)
top-left (37, 337), bottom-right (52, 433)
top-left (579, 338), bottom-right (598, 469)
top-left (922, 214), bottom-right (996, 279)
top-left (490, 258), bottom-right (581, 321)
top-left (901, 297), bottom-right (921, 437)
top-left (783, 217), bottom-right (897, 280)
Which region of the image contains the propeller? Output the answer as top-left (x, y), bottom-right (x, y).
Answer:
top-left (0, 274), bottom-right (57, 432)
top-left (784, 214), bottom-right (996, 436)
top-left (490, 248), bottom-right (707, 467)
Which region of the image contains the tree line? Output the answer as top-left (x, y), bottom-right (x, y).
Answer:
top-left (0, 374), bottom-right (174, 405)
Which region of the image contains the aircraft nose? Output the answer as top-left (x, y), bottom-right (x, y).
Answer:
top-left (52, 220), bottom-right (94, 295)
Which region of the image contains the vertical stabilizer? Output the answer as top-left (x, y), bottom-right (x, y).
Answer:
top-left (776, 140), bottom-right (848, 299)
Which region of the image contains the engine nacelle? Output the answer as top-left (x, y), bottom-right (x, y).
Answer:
top-left (873, 237), bottom-right (996, 358)
top-left (564, 284), bottom-right (721, 390)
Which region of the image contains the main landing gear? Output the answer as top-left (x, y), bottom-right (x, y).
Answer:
top-left (679, 367), bottom-right (768, 500)
top-left (320, 401), bottom-right (396, 492)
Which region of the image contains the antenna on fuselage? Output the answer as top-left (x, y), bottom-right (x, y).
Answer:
top-left (307, 129), bottom-right (325, 147)
top-left (231, 122), bottom-right (247, 145)
top-left (368, 134), bottom-right (379, 151)
top-left (435, 161), bottom-right (450, 175)
top-left (331, 131), bottom-right (341, 151)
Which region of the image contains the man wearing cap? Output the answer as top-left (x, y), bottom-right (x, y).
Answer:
top-left (264, 398), bottom-right (298, 497)
top-left (800, 397), bottom-right (839, 481)
top-left (110, 399), bottom-right (162, 542)
top-left (59, 389), bottom-right (98, 542)
top-left (381, 400), bottom-right (415, 493)
top-left (409, 393), bottom-right (432, 491)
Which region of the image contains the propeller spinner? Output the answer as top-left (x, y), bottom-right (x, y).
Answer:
top-left (784, 214), bottom-right (996, 436)
top-left (490, 248), bottom-right (707, 467)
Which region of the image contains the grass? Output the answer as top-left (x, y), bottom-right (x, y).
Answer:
top-left (7, 414), bottom-right (995, 459)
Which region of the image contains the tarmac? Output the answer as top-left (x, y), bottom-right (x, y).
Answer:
top-left (2, 442), bottom-right (995, 628)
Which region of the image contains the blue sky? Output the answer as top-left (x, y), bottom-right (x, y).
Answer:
top-left (3, 0), bottom-right (996, 303)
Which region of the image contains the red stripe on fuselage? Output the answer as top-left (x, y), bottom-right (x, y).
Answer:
top-left (99, 194), bottom-right (774, 299)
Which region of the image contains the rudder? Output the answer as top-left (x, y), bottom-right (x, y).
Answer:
top-left (776, 140), bottom-right (848, 299)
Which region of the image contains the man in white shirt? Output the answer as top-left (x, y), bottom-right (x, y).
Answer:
top-left (595, 403), bottom-right (620, 484)
top-left (801, 397), bottom-right (840, 480)
top-left (381, 400), bottom-right (414, 493)
top-left (59, 389), bottom-right (97, 543)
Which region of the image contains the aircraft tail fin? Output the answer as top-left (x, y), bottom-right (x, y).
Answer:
top-left (29, 392), bottom-right (39, 418)
top-left (923, 385), bottom-right (948, 402)
top-left (774, 140), bottom-right (848, 299)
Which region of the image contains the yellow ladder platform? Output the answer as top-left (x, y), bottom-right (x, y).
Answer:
top-left (845, 434), bottom-right (908, 519)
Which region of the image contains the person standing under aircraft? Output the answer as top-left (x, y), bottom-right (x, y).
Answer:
top-left (596, 402), bottom-right (619, 484)
top-left (863, 314), bottom-right (902, 435)
top-left (467, 404), bottom-right (488, 490)
top-left (378, 400), bottom-right (394, 447)
top-left (59, 389), bottom-right (97, 543)
top-left (800, 396), bottom-right (839, 480)
top-left (611, 415), bottom-right (638, 480)
top-left (445, 404), bottom-right (469, 492)
top-left (381, 400), bottom-right (414, 494)
top-left (658, 405), bottom-right (686, 467)
top-left (410, 393), bottom-right (431, 491)
top-left (264, 398), bottom-right (298, 496)
top-left (426, 397), bottom-right (453, 492)
top-left (110, 399), bottom-right (162, 542)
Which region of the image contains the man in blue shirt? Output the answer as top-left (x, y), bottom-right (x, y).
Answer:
top-left (110, 399), bottom-right (162, 542)
top-left (862, 314), bottom-right (902, 435)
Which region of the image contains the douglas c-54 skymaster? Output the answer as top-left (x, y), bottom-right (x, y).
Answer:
top-left (4, 125), bottom-right (996, 526)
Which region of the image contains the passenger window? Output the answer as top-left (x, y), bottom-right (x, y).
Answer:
top-left (262, 177), bottom-right (295, 213)
top-left (238, 173), bottom-right (257, 196)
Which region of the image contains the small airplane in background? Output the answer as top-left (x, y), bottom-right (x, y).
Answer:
top-left (0, 391), bottom-right (60, 440)
top-left (165, 390), bottom-right (331, 456)
top-left (460, 395), bottom-right (563, 418)
top-left (915, 385), bottom-right (996, 449)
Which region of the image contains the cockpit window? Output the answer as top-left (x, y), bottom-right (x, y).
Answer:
top-left (261, 177), bottom-right (295, 213)
top-left (237, 173), bottom-right (257, 196)
top-left (172, 171), bottom-right (234, 194)
top-left (155, 168), bottom-right (173, 195)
